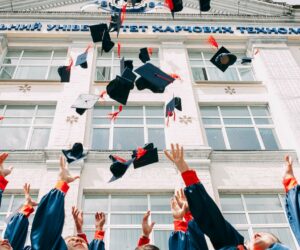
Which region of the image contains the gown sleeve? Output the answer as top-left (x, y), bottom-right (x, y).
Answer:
top-left (88, 230), bottom-right (105, 250)
top-left (0, 175), bottom-right (8, 207)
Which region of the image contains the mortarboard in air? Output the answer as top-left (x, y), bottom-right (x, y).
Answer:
top-left (62, 143), bottom-right (87, 164)
top-left (132, 143), bottom-right (159, 169)
top-left (71, 94), bottom-right (99, 115)
top-left (109, 155), bottom-right (134, 182)
top-left (89, 23), bottom-right (108, 43)
top-left (241, 57), bottom-right (253, 64)
top-left (199, 0), bottom-right (211, 12)
top-left (57, 66), bottom-right (71, 83)
top-left (171, 0), bottom-right (183, 18)
top-left (101, 30), bottom-right (115, 55)
top-left (134, 63), bottom-right (175, 93)
top-left (139, 48), bottom-right (150, 63)
top-left (210, 46), bottom-right (237, 72)
top-left (106, 68), bottom-right (136, 105)
top-left (108, 12), bottom-right (122, 37)
top-left (120, 57), bottom-right (134, 74)
top-left (165, 97), bottom-right (182, 117)
top-left (75, 52), bottom-right (88, 69)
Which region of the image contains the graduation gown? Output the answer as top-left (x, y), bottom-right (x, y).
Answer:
top-left (0, 175), bottom-right (9, 207)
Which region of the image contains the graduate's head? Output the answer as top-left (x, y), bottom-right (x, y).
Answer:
top-left (135, 245), bottom-right (160, 250)
top-left (246, 232), bottom-right (281, 250)
top-left (0, 239), bottom-right (12, 250)
top-left (64, 236), bottom-right (88, 250)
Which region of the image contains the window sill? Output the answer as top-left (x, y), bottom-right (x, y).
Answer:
top-left (94, 81), bottom-right (109, 86)
top-left (0, 79), bottom-right (61, 85)
top-left (193, 80), bottom-right (263, 85)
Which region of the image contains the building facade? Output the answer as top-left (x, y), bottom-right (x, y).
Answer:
top-left (0, 0), bottom-right (300, 249)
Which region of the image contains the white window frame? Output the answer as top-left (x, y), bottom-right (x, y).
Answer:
top-left (200, 105), bottom-right (280, 150)
top-left (91, 105), bottom-right (165, 150)
top-left (0, 104), bottom-right (55, 149)
top-left (189, 51), bottom-right (255, 82)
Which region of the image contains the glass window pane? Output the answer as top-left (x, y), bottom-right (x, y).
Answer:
top-left (226, 127), bottom-right (260, 150)
top-left (93, 107), bottom-right (112, 116)
top-left (205, 128), bottom-right (226, 150)
top-left (92, 129), bottom-right (109, 150)
top-left (114, 118), bottom-right (143, 125)
top-left (238, 230), bottom-right (250, 241)
top-left (202, 118), bottom-right (221, 125)
top-left (110, 214), bottom-right (141, 224)
top-left (53, 50), bottom-right (67, 58)
top-left (20, 58), bottom-right (50, 65)
top-left (188, 52), bottom-right (203, 59)
top-left (113, 128), bottom-right (144, 150)
top-left (250, 106), bottom-right (270, 116)
top-left (192, 67), bottom-right (207, 81)
top-left (146, 107), bottom-right (164, 117)
top-left (223, 213), bottom-right (247, 224)
top-left (11, 195), bottom-right (24, 211)
top-left (3, 58), bottom-right (19, 64)
top-left (96, 67), bottom-right (111, 81)
top-left (118, 106), bottom-right (143, 116)
top-left (0, 66), bottom-right (15, 79)
top-left (207, 67), bottom-right (239, 81)
top-left (254, 118), bottom-right (273, 125)
top-left (259, 129), bottom-right (279, 150)
top-left (93, 118), bottom-right (111, 125)
top-left (36, 106), bottom-right (55, 116)
top-left (48, 66), bottom-right (60, 81)
top-left (249, 213), bottom-right (287, 224)
top-left (221, 106), bottom-right (250, 116)
top-left (111, 195), bottom-right (147, 211)
top-left (200, 106), bottom-right (219, 116)
top-left (223, 118), bottom-right (252, 125)
top-left (146, 118), bottom-right (164, 125)
top-left (15, 66), bottom-right (47, 80)
top-left (29, 128), bottom-right (50, 149)
top-left (34, 118), bottom-right (53, 124)
top-left (151, 195), bottom-right (172, 211)
top-left (238, 67), bottom-right (254, 81)
top-left (2, 118), bottom-right (32, 124)
top-left (0, 215), bottom-right (6, 226)
top-left (220, 194), bottom-right (244, 211)
top-left (22, 51), bottom-right (51, 57)
top-left (0, 196), bottom-right (11, 212)
top-left (152, 214), bottom-right (173, 224)
top-left (0, 127), bottom-right (29, 149)
top-left (5, 105), bottom-right (35, 116)
top-left (148, 128), bottom-right (165, 150)
top-left (244, 195), bottom-right (282, 211)
top-left (110, 229), bottom-right (140, 250)
top-left (6, 51), bottom-right (21, 57)
top-left (83, 196), bottom-right (108, 212)
top-left (154, 230), bottom-right (172, 250)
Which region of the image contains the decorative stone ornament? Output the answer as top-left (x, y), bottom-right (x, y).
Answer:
top-left (66, 115), bottom-right (78, 124)
top-left (18, 84), bottom-right (31, 93)
top-left (179, 115), bottom-right (192, 125)
top-left (225, 86), bottom-right (236, 95)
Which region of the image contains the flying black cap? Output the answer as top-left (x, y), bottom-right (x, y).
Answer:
top-left (120, 57), bottom-right (133, 74)
top-left (89, 23), bottom-right (108, 43)
top-left (109, 12), bottom-right (122, 37)
top-left (139, 48), bottom-right (150, 63)
top-left (199, 0), bottom-right (211, 12)
top-left (57, 66), bottom-right (71, 83)
top-left (109, 155), bottom-right (134, 182)
top-left (75, 52), bottom-right (88, 69)
top-left (71, 94), bottom-right (99, 115)
top-left (165, 97), bottom-right (182, 117)
top-left (172, 0), bottom-right (183, 15)
top-left (134, 63), bottom-right (175, 93)
top-left (132, 143), bottom-right (159, 169)
top-left (62, 143), bottom-right (87, 164)
top-left (101, 30), bottom-right (115, 55)
top-left (241, 57), bottom-right (253, 64)
top-left (210, 46), bottom-right (237, 72)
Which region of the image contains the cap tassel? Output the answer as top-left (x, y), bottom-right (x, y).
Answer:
top-left (169, 73), bottom-right (181, 80)
top-left (99, 91), bottom-right (107, 99)
top-left (0, 116), bottom-right (4, 120)
top-left (166, 111), bottom-right (175, 127)
top-left (208, 35), bottom-right (219, 49)
top-left (136, 147), bottom-right (147, 160)
top-left (165, 0), bottom-right (174, 11)
top-left (118, 42), bottom-right (121, 58)
top-left (108, 105), bottom-right (123, 121)
top-left (85, 43), bottom-right (93, 53)
top-left (155, 73), bottom-right (172, 83)
top-left (121, 4), bottom-right (127, 24)
top-left (112, 155), bottom-right (127, 163)
top-left (66, 57), bottom-right (74, 71)
top-left (254, 48), bottom-right (260, 56)
top-left (147, 48), bottom-right (153, 56)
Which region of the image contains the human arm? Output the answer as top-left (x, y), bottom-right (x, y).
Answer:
top-left (0, 153), bottom-right (13, 207)
top-left (88, 212), bottom-right (106, 250)
top-left (137, 211), bottom-right (155, 247)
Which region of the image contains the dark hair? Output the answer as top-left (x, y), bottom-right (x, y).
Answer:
top-left (135, 245), bottom-right (160, 250)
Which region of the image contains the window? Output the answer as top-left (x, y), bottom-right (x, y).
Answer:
top-left (189, 51), bottom-right (255, 81)
top-left (0, 193), bottom-right (38, 243)
top-left (0, 105), bottom-right (55, 149)
top-left (95, 50), bottom-right (159, 81)
top-left (200, 105), bottom-right (280, 150)
top-left (220, 193), bottom-right (297, 249)
top-left (91, 106), bottom-right (165, 150)
top-left (0, 50), bottom-right (67, 80)
top-left (82, 194), bottom-right (172, 250)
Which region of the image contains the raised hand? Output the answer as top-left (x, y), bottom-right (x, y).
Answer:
top-left (23, 183), bottom-right (38, 207)
top-left (95, 212), bottom-right (105, 231)
top-left (0, 153), bottom-right (13, 177)
top-left (72, 206), bottom-right (84, 234)
top-left (175, 189), bottom-right (189, 214)
top-left (171, 197), bottom-right (188, 221)
top-left (58, 156), bottom-right (80, 183)
top-left (164, 144), bottom-right (189, 173)
top-left (283, 155), bottom-right (295, 180)
top-left (142, 211), bottom-right (155, 238)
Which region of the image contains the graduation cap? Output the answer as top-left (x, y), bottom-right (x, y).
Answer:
top-left (139, 48), bottom-right (151, 63)
top-left (71, 94), bottom-right (99, 115)
top-left (171, 0), bottom-right (183, 18)
top-left (120, 57), bottom-right (133, 74)
top-left (101, 30), bottom-right (115, 55)
top-left (210, 46), bottom-right (237, 72)
top-left (109, 12), bottom-right (122, 37)
top-left (75, 52), bottom-right (88, 69)
top-left (241, 57), bottom-right (253, 64)
top-left (132, 143), bottom-right (159, 169)
top-left (165, 97), bottom-right (182, 117)
top-left (199, 0), bottom-right (211, 12)
top-left (57, 66), bottom-right (71, 83)
top-left (109, 155), bottom-right (134, 182)
top-left (106, 68), bottom-right (136, 105)
top-left (62, 143), bottom-right (87, 164)
top-left (89, 23), bottom-right (108, 43)
top-left (134, 63), bottom-right (175, 93)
